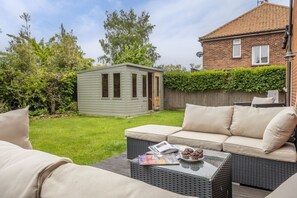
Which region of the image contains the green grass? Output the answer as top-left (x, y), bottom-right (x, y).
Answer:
top-left (30, 110), bottom-right (184, 165)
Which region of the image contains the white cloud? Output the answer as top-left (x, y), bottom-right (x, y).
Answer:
top-left (69, 5), bottom-right (106, 63)
top-left (0, 0), bottom-right (291, 69)
top-left (137, 0), bottom-right (290, 69)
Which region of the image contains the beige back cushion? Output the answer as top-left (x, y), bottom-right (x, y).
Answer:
top-left (230, 106), bottom-right (284, 138)
top-left (251, 97), bottom-right (275, 106)
top-left (262, 107), bottom-right (297, 153)
top-left (0, 106), bottom-right (32, 149)
top-left (182, 104), bottom-right (233, 135)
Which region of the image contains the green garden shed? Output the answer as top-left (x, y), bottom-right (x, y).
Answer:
top-left (77, 63), bottom-right (164, 116)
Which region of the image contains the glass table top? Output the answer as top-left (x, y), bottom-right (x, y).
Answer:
top-left (132, 146), bottom-right (231, 180)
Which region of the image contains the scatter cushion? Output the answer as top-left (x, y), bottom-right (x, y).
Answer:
top-left (230, 106), bottom-right (284, 138)
top-left (168, 131), bottom-right (228, 151)
top-left (223, 136), bottom-right (296, 163)
top-left (182, 104), bottom-right (233, 135)
top-left (0, 106), bottom-right (32, 149)
top-left (251, 96), bottom-right (275, 106)
top-left (125, 124), bottom-right (182, 142)
top-left (262, 107), bottom-right (297, 153)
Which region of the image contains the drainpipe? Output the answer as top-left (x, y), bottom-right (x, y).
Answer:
top-left (285, 0), bottom-right (295, 106)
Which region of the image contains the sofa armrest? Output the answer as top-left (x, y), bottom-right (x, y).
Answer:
top-left (266, 173), bottom-right (297, 198)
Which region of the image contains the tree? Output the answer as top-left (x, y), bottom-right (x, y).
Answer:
top-left (3, 13), bottom-right (37, 73)
top-left (47, 24), bottom-right (93, 72)
top-left (0, 13), bottom-right (92, 114)
top-left (155, 64), bottom-right (187, 73)
top-left (99, 9), bottom-right (160, 66)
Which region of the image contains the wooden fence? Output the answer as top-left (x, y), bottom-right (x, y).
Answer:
top-left (164, 88), bottom-right (286, 110)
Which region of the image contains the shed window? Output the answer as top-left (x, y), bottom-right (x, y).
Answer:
top-left (142, 75), bottom-right (147, 97)
top-left (155, 76), bottom-right (160, 97)
top-left (233, 39), bottom-right (241, 58)
top-left (113, 73), bottom-right (121, 98)
top-left (252, 45), bottom-right (269, 65)
top-left (102, 74), bottom-right (108, 97)
top-left (132, 74), bottom-right (137, 98)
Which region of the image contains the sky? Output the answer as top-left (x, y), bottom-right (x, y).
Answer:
top-left (0, 0), bottom-right (290, 69)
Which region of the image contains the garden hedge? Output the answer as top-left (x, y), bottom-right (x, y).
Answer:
top-left (164, 66), bottom-right (286, 93)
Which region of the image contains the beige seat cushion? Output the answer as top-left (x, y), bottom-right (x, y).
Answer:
top-left (0, 106), bottom-right (32, 149)
top-left (125, 124), bottom-right (182, 142)
top-left (230, 106), bottom-right (284, 138)
top-left (168, 131), bottom-right (229, 151)
top-left (223, 136), bottom-right (297, 163)
top-left (266, 173), bottom-right (297, 198)
top-left (262, 107), bottom-right (297, 153)
top-left (251, 97), bottom-right (275, 106)
top-left (182, 104), bottom-right (233, 135)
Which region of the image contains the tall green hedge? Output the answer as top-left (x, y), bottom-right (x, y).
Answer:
top-left (164, 66), bottom-right (286, 93)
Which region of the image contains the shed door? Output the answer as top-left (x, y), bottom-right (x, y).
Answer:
top-left (154, 72), bottom-right (161, 110)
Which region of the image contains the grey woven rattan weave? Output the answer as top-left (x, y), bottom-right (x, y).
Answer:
top-left (127, 138), bottom-right (157, 159)
top-left (130, 150), bottom-right (232, 198)
top-left (127, 137), bottom-right (297, 190)
top-left (232, 153), bottom-right (297, 190)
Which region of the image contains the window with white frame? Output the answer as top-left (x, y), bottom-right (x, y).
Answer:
top-left (252, 45), bottom-right (269, 65)
top-left (233, 39), bottom-right (241, 58)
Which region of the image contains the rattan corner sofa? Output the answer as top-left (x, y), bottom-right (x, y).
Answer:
top-left (125, 104), bottom-right (297, 191)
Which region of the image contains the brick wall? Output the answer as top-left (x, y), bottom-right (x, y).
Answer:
top-left (290, 0), bottom-right (297, 106)
top-left (202, 33), bottom-right (286, 70)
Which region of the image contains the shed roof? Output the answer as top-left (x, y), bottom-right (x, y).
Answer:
top-left (77, 63), bottom-right (163, 74)
top-left (199, 3), bottom-right (289, 42)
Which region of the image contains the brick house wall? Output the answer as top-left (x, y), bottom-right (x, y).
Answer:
top-left (290, 0), bottom-right (297, 106)
top-left (202, 33), bottom-right (286, 70)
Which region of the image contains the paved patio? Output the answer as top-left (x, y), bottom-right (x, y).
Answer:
top-left (92, 152), bottom-right (271, 198)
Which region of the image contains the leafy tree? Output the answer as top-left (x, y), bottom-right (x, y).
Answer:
top-left (155, 64), bottom-right (187, 73)
top-left (113, 42), bottom-right (156, 66)
top-left (1, 13), bottom-right (36, 73)
top-left (0, 13), bottom-right (91, 114)
top-left (47, 24), bottom-right (93, 72)
top-left (99, 9), bottom-right (160, 66)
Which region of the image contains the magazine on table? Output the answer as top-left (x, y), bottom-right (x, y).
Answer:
top-left (138, 153), bottom-right (179, 165)
top-left (148, 141), bottom-right (179, 154)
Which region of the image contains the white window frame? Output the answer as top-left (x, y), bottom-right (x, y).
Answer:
top-left (252, 45), bottom-right (269, 65)
top-left (233, 39), bottom-right (241, 58)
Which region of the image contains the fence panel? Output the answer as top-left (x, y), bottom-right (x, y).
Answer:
top-left (164, 88), bottom-right (285, 109)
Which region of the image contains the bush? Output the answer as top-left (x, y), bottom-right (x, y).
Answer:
top-left (164, 66), bottom-right (286, 93)
top-left (0, 68), bottom-right (77, 115)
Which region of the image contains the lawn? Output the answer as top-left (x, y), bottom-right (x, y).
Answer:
top-left (30, 110), bottom-right (184, 165)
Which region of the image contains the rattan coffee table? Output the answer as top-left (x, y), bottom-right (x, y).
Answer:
top-left (130, 148), bottom-right (232, 198)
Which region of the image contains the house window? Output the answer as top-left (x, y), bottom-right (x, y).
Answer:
top-left (252, 45), bottom-right (269, 65)
top-left (102, 74), bottom-right (108, 97)
top-left (132, 74), bottom-right (137, 98)
top-left (142, 75), bottom-right (147, 97)
top-left (113, 73), bottom-right (121, 98)
top-left (233, 39), bottom-right (241, 58)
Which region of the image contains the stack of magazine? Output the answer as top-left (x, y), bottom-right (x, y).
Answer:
top-left (138, 141), bottom-right (180, 165)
